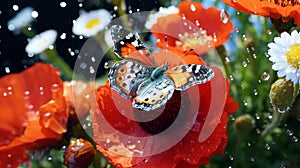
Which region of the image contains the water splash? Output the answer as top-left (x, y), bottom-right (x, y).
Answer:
top-left (220, 9), bottom-right (230, 24)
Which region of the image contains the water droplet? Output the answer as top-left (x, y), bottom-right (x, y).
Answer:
top-left (293, 136), bottom-right (298, 142)
top-left (12, 5), bottom-right (19, 11)
top-left (48, 45), bottom-right (54, 50)
top-left (78, 3), bottom-right (83, 7)
top-left (229, 155), bottom-right (234, 161)
top-left (267, 29), bottom-right (272, 35)
top-left (8, 24), bottom-right (15, 31)
top-left (31, 11), bottom-right (38, 18)
top-left (104, 61), bottom-right (113, 69)
top-left (265, 143), bottom-right (270, 150)
top-left (267, 113), bottom-right (273, 119)
top-left (242, 34), bottom-right (247, 41)
top-left (60, 2), bottom-right (67, 8)
top-left (242, 61), bottom-right (247, 67)
top-left (91, 57), bottom-right (96, 62)
top-left (220, 9), bottom-right (230, 24)
top-left (255, 113), bottom-right (260, 120)
top-left (229, 75), bottom-right (234, 81)
top-left (287, 129), bottom-right (293, 136)
top-left (250, 157), bottom-right (255, 162)
top-left (114, 6), bottom-right (118, 11)
top-left (190, 4), bottom-right (196, 12)
top-left (253, 89), bottom-right (258, 96)
top-left (60, 33), bottom-right (66, 39)
top-left (261, 72), bottom-right (270, 81)
top-left (23, 91), bottom-right (31, 100)
top-left (89, 66), bottom-right (95, 74)
top-left (278, 107), bottom-right (288, 113)
top-left (235, 27), bottom-right (239, 33)
top-left (256, 128), bottom-right (261, 134)
top-left (3, 92), bottom-right (8, 97)
top-left (51, 84), bottom-right (59, 92)
top-left (80, 62), bottom-right (87, 69)
top-left (5, 67), bottom-right (10, 73)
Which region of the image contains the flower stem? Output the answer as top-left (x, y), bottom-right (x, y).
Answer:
top-left (42, 49), bottom-right (74, 80)
top-left (261, 107), bottom-right (287, 138)
top-left (216, 45), bottom-right (232, 79)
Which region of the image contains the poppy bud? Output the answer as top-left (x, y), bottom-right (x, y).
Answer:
top-left (269, 78), bottom-right (294, 111)
top-left (234, 114), bottom-right (255, 136)
top-left (64, 138), bottom-right (96, 168)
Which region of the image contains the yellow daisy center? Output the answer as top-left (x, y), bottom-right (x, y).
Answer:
top-left (286, 43), bottom-right (300, 69)
top-left (175, 30), bottom-right (213, 49)
top-left (85, 18), bottom-right (100, 29)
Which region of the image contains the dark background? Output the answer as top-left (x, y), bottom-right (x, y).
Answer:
top-left (0, 0), bottom-right (160, 78)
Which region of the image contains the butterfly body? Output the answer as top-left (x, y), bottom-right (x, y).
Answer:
top-left (108, 25), bottom-right (214, 111)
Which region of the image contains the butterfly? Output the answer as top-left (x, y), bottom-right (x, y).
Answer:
top-left (108, 25), bottom-right (214, 111)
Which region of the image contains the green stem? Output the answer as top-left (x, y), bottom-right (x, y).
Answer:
top-left (42, 49), bottom-right (74, 80)
top-left (261, 107), bottom-right (286, 138)
top-left (216, 45), bottom-right (232, 79)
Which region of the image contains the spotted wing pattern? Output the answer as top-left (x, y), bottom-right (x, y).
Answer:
top-left (132, 75), bottom-right (175, 111)
top-left (111, 25), bottom-right (154, 66)
top-left (108, 59), bottom-right (153, 98)
top-left (166, 64), bottom-right (214, 90)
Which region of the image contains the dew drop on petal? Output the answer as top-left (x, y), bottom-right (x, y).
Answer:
top-left (23, 90), bottom-right (31, 100)
top-left (220, 9), bottom-right (230, 24)
top-left (190, 4), bottom-right (196, 12)
top-left (51, 83), bottom-right (59, 92)
top-left (261, 72), bottom-right (270, 81)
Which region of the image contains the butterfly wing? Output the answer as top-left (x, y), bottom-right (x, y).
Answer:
top-left (133, 75), bottom-right (175, 111)
top-left (108, 59), bottom-right (153, 98)
top-left (166, 64), bottom-right (214, 90)
top-left (111, 25), bottom-right (155, 66)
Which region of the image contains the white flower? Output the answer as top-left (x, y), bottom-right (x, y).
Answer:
top-left (25, 29), bottom-right (58, 55)
top-left (268, 30), bottom-right (300, 84)
top-left (7, 7), bottom-right (34, 32)
top-left (72, 9), bottom-right (112, 37)
top-left (145, 6), bottom-right (178, 30)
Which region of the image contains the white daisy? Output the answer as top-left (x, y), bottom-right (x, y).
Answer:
top-left (7, 7), bottom-right (34, 32)
top-left (25, 29), bottom-right (58, 55)
top-left (145, 6), bottom-right (178, 30)
top-left (72, 9), bottom-right (112, 37)
top-left (268, 30), bottom-right (300, 84)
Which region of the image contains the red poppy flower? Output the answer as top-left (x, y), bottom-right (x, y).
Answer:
top-left (0, 63), bottom-right (68, 168)
top-left (64, 81), bottom-right (96, 120)
top-left (92, 50), bottom-right (238, 168)
top-left (151, 1), bottom-right (233, 55)
top-left (222, 0), bottom-right (300, 26)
